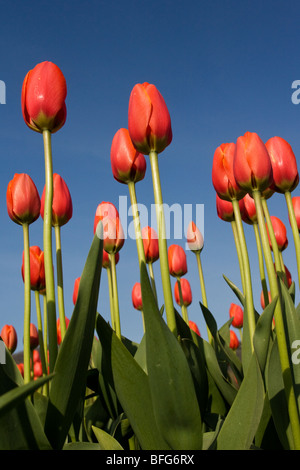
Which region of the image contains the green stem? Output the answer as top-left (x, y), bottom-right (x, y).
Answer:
top-left (43, 130), bottom-right (57, 373)
top-left (176, 277), bottom-right (189, 324)
top-left (148, 261), bottom-right (158, 304)
top-left (106, 265), bottom-right (115, 330)
top-left (42, 293), bottom-right (48, 373)
top-left (128, 181), bottom-right (146, 269)
top-left (231, 220), bottom-right (246, 294)
top-left (195, 251), bottom-right (213, 344)
top-left (253, 222), bottom-right (269, 308)
top-left (285, 191), bottom-right (300, 288)
top-left (262, 197), bottom-right (282, 275)
top-left (232, 198), bottom-right (256, 353)
top-left (110, 253), bottom-right (121, 339)
top-left (252, 189), bottom-right (300, 449)
top-left (54, 225), bottom-right (66, 342)
top-left (149, 150), bottom-right (177, 336)
top-left (22, 223), bottom-right (31, 384)
top-left (34, 291), bottom-right (48, 394)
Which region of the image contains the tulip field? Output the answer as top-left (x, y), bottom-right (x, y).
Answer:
top-left (1, 60), bottom-right (300, 452)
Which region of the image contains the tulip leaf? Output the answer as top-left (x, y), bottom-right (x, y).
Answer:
top-left (253, 296), bottom-right (277, 375)
top-left (44, 227), bottom-right (103, 449)
top-left (216, 353), bottom-right (265, 449)
top-left (141, 262), bottom-right (203, 450)
top-left (92, 425), bottom-right (124, 450)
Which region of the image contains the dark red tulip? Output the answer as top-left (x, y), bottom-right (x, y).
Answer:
top-left (229, 303), bottom-right (244, 329)
top-left (168, 244), bottom-right (187, 277)
top-left (128, 82), bottom-right (172, 154)
top-left (212, 142), bottom-right (246, 201)
top-left (21, 61), bottom-right (67, 133)
top-left (111, 128), bottom-right (146, 184)
top-left (142, 226), bottom-right (159, 263)
top-left (1, 325), bottom-right (18, 353)
top-left (265, 136), bottom-right (299, 193)
top-left (6, 173), bottom-right (40, 226)
top-left (132, 282), bottom-right (143, 311)
top-left (174, 278), bottom-right (192, 307)
top-left (21, 246), bottom-right (45, 292)
top-left (40, 173), bottom-right (72, 227)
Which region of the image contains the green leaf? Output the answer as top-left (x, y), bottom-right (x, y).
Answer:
top-left (216, 353), bottom-right (265, 450)
top-left (44, 228), bottom-right (103, 449)
top-left (253, 296), bottom-right (277, 375)
top-left (141, 262), bottom-right (202, 450)
top-left (92, 425), bottom-right (124, 450)
top-left (63, 442), bottom-right (102, 450)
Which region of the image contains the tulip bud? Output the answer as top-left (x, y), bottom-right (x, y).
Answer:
top-left (57, 317), bottom-right (70, 345)
top-left (266, 216), bottom-right (288, 252)
top-left (186, 221), bottom-right (204, 253)
top-left (6, 173), bottom-right (40, 226)
top-left (174, 278), bottom-right (192, 307)
top-left (212, 142), bottom-right (246, 201)
top-left (229, 303), bottom-right (244, 329)
top-left (168, 244), bottom-right (187, 277)
top-left (260, 290), bottom-right (272, 309)
top-left (265, 136), bottom-right (299, 193)
top-left (1, 325), bottom-right (18, 353)
top-left (17, 363), bottom-right (24, 377)
top-left (33, 360), bottom-right (43, 378)
top-left (111, 128), bottom-right (147, 184)
top-left (93, 201), bottom-right (119, 234)
top-left (21, 246), bottom-right (46, 292)
top-left (102, 250), bottom-right (120, 269)
top-left (142, 226), bottom-right (159, 263)
top-left (40, 173), bottom-right (72, 226)
top-left (241, 193), bottom-right (257, 225)
top-left (189, 320), bottom-right (201, 337)
top-left (102, 216), bottom-right (125, 254)
top-left (29, 323), bottom-right (39, 350)
top-left (290, 196), bottom-right (300, 231)
top-left (73, 277), bottom-right (80, 305)
top-left (128, 82), bottom-right (172, 154)
top-left (132, 282), bottom-right (143, 311)
top-left (233, 131), bottom-right (273, 193)
top-left (21, 61), bottom-right (67, 133)
top-left (229, 330), bottom-right (239, 350)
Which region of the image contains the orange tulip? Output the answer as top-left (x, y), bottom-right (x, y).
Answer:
top-left (142, 226), bottom-right (159, 263)
top-left (241, 193), bottom-right (257, 225)
top-left (174, 278), bottom-right (192, 307)
top-left (21, 61), bottom-right (67, 133)
top-left (111, 128), bottom-right (146, 184)
top-left (212, 142), bottom-right (246, 201)
top-left (189, 320), bottom-right (201, 337)
top-left (266, 216), bottom-right (288, 252)
top-left (168, 244), bottom-right (187, 277)
top-left (132, 282), bottom-right (143, 311)
top-left (6, 173), bottom-right (40, 226)
top-left (0, 325), bottom-right (17, 353)
top-left (102, 250), bottom-right (119, 269)
top-left (229, 303), bottom-right (244, 329)
top-left (265, 136), bottom-right (299, 193)
top-left (57, 317), bottom-right (70, 345)
top-left (73, 277), bottom-right (80, 305)
top-left (229, 330), bottom-right (239, 350)
top-left (21, 246), bottom-right (45, 292)
top-left (93, 201), bottom-right (119, 234)
top-left (40, 173), bottom-right (72, 226)
top-left (29, 324), bottom-right (39, 350)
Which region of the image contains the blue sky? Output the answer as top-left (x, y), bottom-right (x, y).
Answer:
top-left (1, 0), bottom-right (300, 351)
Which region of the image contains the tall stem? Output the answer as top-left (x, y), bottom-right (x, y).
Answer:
top-left (253, 222), bottom-right (269, 308)
top-left (110, 253), bottom-right (121, 339)
top-left (22, 223), bottom-right (31, 384)
top-left (231, 220), bottom-right (245, 294)
top-left (262, 198), bottom-right (282, 275)
top-left (148, 261), bottom-right (158, 304)
top-left (285, 191), bottom-right (300, 288)
top-left (149, 150), bottom-right (177, 336)
top-left (196, 251), bottom-right (212, 344)
top-left (43, 130), bottom-right (57, 373)
top-left (54, 225), bottom-right (66, 341)
top-left (34, 291), bottom-right (48, 392)
top-left (106, 265), bottom-right (115, 330)
top-left (176, 277), bottom-right (189, 324)
top-left (128, 181), bottom-right (146, 269)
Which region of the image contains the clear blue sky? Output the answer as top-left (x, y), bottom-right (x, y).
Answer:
top-left (1, 0), bottom-right (300, 351)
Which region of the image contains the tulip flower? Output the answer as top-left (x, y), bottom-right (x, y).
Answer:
top-left (6, 173), bottom-right (40, 226)
top-left (186, 221), bottom-right (204, 253)
top-left (93, 201), bottom-right (119, 235)
top-left (73, 277), bottom-right (81, 305)
top-left (21, 246), bottom-right (46, 292)
top-left (291, 197), bottom-right (300, 231)
top-left (233, 131), bottom-right (273, 193)
top-left (265, 136), bottom-right (299, 194)
top-left (142, 226), bottom-right (159, 263)
top-left (189, 321), bottom-right (201, 337)
top-left (241, 194), bottom-right (257, 225)
top-left (229, 330), bottom-right (239, 350)
top-left (260, 290), bottom-right (272, 310)
top-left (168, 244), bottom-right (187, 278)
top-left (174, 278), bottom-right (192, 307)
top-left (40, 173), bottom-right (72, 227)
top-left (132, 282), bottom-right (143, 311)
top-left (17, 363), bottom-right (24, 377)
top-left (229, 303), bottom-right (244, 329)
top-left (102, 250), bottom-right (119, 269)
top-left (212, 142), bottom-right (246, 201)
top-left (57, 317), bottom-right (70, 345)
top-left (21, 61), bottom-right (67, 134)
top-left (111, 128), bottom-right (147, 184)
top-left (266, 216), bottom-right (288, 252)
top-left (33, 360), bottom-right (43, 379)
top-left (102, 216), bottom-right (125, 255)
top-left (29, 323), bottom-right (39, 350)
top-left (128, 82), bottom-right (172, 155)
top-left (1, 325), bottom-right (17, 354)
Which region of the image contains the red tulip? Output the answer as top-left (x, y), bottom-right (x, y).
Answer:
top-left (229, 303), bottom-right (244, 329)
top-left (266, 216), bottom-right (288, 252)
top-left (111, 128), bottom-right (147, 184)
top-left (73, 277), bottom-right (80, 305)
top-left (186, 221), bottom-right (204, 253)
top-left (33, 360), bottom-right (43, 378)
top-left (40, 173), bottom-right (72, 226)
top-left (6, 173), bottom-right (40, 226)
top-left (233, 131), bottom-right (273, 193)
top-left (174, 278), bottom-right (192, 307)
top-left (57, 317), bottom-right (70, 345)
top-left (1, 325), bottom-right (17, 353)
top-left (21, 61), bottom-right (67, 133)
top-left (102, 250), bottom-right (119, 269)
top-left (21, 246), bottom-right (45, 291)
top-left (212, 142), bottom-right (246, 201)
top-left (229, 330), bottom-right (239, 350)
top-left (260, 290), bottom-right (272, 309)
top-left (189, 320), bottom-right (201, 337)
top-left (265, 136), bottom-right (299, 193)
top-left (132, 282), bottom-right (143, 311)
top-left (168, 244), bottom-right (187, 277)
top-left (102, 216), bottom-right (125, 254)
top-left (93, 201), bottom-right (119, 234)
top-left (29, 324), bottom-right (39, 350)
top-left (290, 196), bottom-right (300, 231)
top-left (142, 226), bottom-right (159, 263)
top-left (17, 363), bottom-right (24, 377)
top-left (241, 193), bottom-right (257, 225)
top-left (216, 194), bottom-right (246, 222)
top-left (128, 82), bottom-right (172, 154)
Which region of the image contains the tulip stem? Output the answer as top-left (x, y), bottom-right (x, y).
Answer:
top-left (106, 265), bottom-right (116, 330)
top-left (149, 150), bottom-right (177, 336)
top-left (252, 189), bottom-right (300, 449)
top-left (262, 198), bottom-right (282, 276)
top-left (128, 181), bottom-right (146, 269)
top-left (148, 261), bottom-right (158, 304)
top-left (232, 198), bottom-right (256, 355)
top-left (34, 291), bottom-right (48, 392)
top-left (285, 191), bottom-right (300, 288)
top-left (195, 251), bottom-right (212, 344)
top-left (176, 277), bottom-right (189, 324)
top-left (42, 293), bottom-right (48, 373)
top-left (43, 130), bottom-right (57, 373)
top-left (22, 222), bottom-right (31, 384)
top-left (54, 225), bottom-right (66, 342)
top-left (110, 253), bottom-right (121, 340)
top-left (231, 220), bottom-right (246, 294)
top-left (253, 222), bottom-right (269, 308)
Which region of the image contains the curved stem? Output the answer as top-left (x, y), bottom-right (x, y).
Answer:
top-left (22, 223), bottom-right (31, 384)
top-left (55, 225), bottom-right (66, 342)
top-left (43, 130), bottom-right (57, 373)
top-left (253, 222), bottom-right (269, 308)
top-left (148, 261), bottom-right (158, 304)
top-left (128, 181), bottom-right (146, 269)
top-left (110, 253), bottom-right (121, 339)
top-left (285, 191), bottom-right (300, 288)
top-left (231, 220), bottom-right (245, 294)
top-left (149, 150), bottom-right (177, 336)
top-left (176, 277), bottom-right (189, 324)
